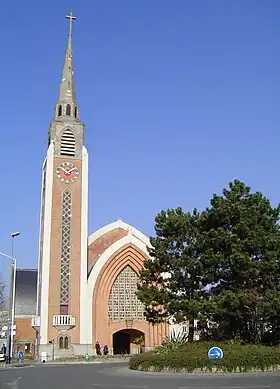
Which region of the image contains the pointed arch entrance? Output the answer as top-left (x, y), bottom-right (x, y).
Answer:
top-left (92, 243), bottom-right (150, 350)
top-left (90, 234), bottom-right (170, 352)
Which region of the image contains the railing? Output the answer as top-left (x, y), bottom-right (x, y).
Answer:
top-left (53, 315), bottom-right (76, 327)
top-left (31, 316), bottom-right (40, 330)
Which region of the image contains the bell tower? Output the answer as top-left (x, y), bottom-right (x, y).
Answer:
top-left (36, 11), bottom-right (89, 354)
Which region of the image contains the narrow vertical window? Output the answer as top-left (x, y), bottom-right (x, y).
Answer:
top-left (58, 105), bottom-right (62, 116)
top-left (60, 190), bottom-right (72, 315)
top-left (64, 336), bottom-right (69, 349)
top-left (66, 104), bottom-right (71, 116)
top-left (74, 107), bottom-right (78, 118)
top-left (60, 304), bottom-right (68, 315)
top-left (59, 336), bottom-right (64, 349)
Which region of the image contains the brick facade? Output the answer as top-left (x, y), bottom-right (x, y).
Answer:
top-left (14, 318), bottom-right (37, 358)
top-left (47, 157), bottom-right (83, 344)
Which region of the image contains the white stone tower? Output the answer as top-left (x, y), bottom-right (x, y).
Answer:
top-left (33, 11), bottom-right (89, 356)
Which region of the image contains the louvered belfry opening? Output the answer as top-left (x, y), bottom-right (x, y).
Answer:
top-left (61, 128), bottom-right (75, 157)
top-left (58, 105), bottom-right (62, 116)
top-left (66, 104), bottom-right (71, 116)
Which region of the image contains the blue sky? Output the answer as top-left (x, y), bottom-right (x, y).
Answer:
top-left (0, 0), bottom-right (279, 283)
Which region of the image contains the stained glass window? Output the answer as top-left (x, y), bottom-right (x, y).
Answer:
top-left (60, 189), bottom-right (72, 310)
top-left (108, 266), bottom-right (145, 321)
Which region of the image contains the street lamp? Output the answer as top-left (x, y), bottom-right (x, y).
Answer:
top-left (8, 232), bottom-right (20, 364)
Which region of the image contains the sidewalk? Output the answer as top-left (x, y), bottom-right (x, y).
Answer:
top-left (48, 358), bottom-right (129, 364)
top-left (1, 357), bottom-right (129, 368)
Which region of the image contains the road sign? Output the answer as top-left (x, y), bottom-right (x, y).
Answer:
top-left (208, 346), bottom-right (223, 359)
top-left (17, 351), bottom-right (23, 360)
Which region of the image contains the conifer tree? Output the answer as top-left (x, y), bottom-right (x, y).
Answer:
top-left (137, 208), bottom-right (204, 342)
top-left (200, 180), bottom-right (280, 343)
top-left (137, 180), bottom-right (280, 344)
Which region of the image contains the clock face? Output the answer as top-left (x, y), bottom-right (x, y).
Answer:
top-left (56, 162), bottom-right (79, 184)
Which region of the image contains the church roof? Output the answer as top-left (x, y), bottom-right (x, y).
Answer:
top-left (87, 219), bottom-right (151, 276)
top-left (88, 219), bottom-right (150, 247)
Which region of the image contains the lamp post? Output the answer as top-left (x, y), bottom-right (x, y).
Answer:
top-left (0, 251), bottom-right (14, 363)
top-left (4, 232), bottom-right (20, 364)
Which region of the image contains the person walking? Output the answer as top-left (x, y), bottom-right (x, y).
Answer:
top-left (103, 344), bottom-right (108, 356)
top-left (95, 341), bottom-right (101, 356)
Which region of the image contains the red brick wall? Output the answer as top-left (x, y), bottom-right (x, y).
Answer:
top-left (15, 318), bottom-right (36, 340)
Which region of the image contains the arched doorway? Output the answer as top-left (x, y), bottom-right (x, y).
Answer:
top-left (113, 329), bottom-right (145, 355)
top-left (113, 330), bottom-right (130, 355)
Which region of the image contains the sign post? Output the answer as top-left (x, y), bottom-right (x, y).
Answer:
top-left (17, 351), bottom-right (23, 364)
top-left (208, 346), bottom-right (223, 360)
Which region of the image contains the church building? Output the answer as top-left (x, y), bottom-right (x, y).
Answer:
top-left (14, 13), bottom-right (169, 359)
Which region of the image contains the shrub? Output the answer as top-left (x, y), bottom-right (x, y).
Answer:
top-left (155, 329), bottom-right (189, 356)
top-left (129, 341), bottom-right (280, 373)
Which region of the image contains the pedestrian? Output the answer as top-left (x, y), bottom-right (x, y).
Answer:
top-left (95, 341), bottom-right (101, 356)
top-left (103, 344), bottom-right (108, 356)
top-left (1, 344), bottom-right (6, 355)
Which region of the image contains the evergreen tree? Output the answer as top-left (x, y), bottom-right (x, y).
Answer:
top-left (137, 208), bottom-right (204, 342)
top-left (138, 179), bottom-right (280, 344)
top-left (200, 180), bottom-right (280, 343)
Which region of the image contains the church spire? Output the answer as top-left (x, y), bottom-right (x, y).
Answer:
top-left (55, 11), bottom-right (79, 120)
top-left (59, 10), bottom-right (76, 104)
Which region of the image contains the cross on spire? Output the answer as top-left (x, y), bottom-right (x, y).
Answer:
top-left (66, 10), bottom-right (76, 36)
top-left (56, 10), bottom-right (78, 109)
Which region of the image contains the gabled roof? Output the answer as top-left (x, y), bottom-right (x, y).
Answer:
top-left (88, 219), bottom-right (150, 247)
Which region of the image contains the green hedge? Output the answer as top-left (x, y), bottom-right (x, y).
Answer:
top-left (129, 341), bottom-right (280, 373)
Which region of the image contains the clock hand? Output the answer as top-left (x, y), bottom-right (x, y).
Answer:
top-left (67, 167), bottom-right (76, 174)
top-left (61, 167), bottom-right (68, 173)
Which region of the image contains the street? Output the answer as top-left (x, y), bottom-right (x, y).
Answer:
top-left (0, 363), bottom-right (280, 389)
